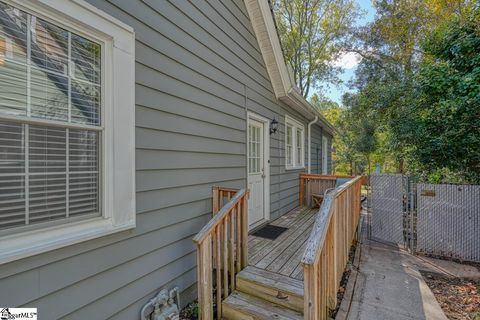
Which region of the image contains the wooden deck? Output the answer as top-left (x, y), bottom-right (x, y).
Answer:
top-left (196, 176), bottom-right (364, 319)
top-left (248, 207), bottom-right (317, 281)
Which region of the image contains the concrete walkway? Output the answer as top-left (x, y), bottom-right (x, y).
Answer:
top-left (337, 216), bottom-right (448, 320)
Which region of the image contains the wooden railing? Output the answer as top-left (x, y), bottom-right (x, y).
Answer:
top-left (302, 176), bottom-right (363, 319)
top-left (212, 186), bottom-right (239, 215)
top-left (299, 174), bottom-right (357, 207)
top-left (193, 188), bottom-right (249, 320)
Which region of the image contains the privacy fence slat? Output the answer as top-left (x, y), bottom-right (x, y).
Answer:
top-left (193, 187), bottom-right (249, 320)
top-left (302, 176), bottom-right (363, 320)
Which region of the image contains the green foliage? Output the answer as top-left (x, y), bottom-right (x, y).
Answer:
top-left (275, 0), bottom-right (478, 182)
top-left (311, 94), bottom-right (379, 175)
top-left (191, 302), bottom-right (199, 319)
top-left (272, 0), bottom-right (360, 97)
top-left (408, 8), bottom-right (480, 183)
top-left (340, 0), bottom-right (479, 183)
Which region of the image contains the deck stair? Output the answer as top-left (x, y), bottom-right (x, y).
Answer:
top-left (222, 265), bottom-right (304, 319)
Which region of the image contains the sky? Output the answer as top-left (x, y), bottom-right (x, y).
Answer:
top-left (322, 0), bottom-right (376, 105)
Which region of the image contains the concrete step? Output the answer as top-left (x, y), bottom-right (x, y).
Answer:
top-left (222, 291), bottom-right (303, 320)
top-left (235, 266), bottom-right (304, 312)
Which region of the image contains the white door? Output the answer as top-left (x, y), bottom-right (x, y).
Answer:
top-left (247, 118), bottom-right (267, 228)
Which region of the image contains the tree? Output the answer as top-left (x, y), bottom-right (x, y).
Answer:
top-left (311, 94), bottom-right (378, 175)
top-left (272, 0), bottom-right (359, 97)
top-left (407, 8), bottom-right (480, 183)
top-left (345, 0), bottom-right (477, 178)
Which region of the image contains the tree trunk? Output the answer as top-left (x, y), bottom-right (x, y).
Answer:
top-left (398, 158), bottom-right (404, 174)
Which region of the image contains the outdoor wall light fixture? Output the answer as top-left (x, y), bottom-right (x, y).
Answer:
top-left (270, 118), bottom-right (278, 135)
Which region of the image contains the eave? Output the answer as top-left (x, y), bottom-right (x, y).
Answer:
top-left (244, 0), bottom-right (336, 136)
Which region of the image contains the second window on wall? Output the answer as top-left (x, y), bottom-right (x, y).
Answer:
top-left (285, 115), bottom-right (304, 169)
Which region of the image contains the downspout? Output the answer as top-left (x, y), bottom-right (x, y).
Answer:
top-left (307, 116), bottom-right (319, 173)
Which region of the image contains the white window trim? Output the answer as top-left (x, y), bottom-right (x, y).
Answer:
top-left (0, 0), bottom-right (136, 264)
top-left (285, 115), bottom-right (305, 170)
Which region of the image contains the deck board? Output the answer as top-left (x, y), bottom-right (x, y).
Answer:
top-left (248, 207), bottom-right (317, 281)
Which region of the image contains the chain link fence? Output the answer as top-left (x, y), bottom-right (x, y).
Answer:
top-left (416, 183), bottom-right (480, 262)
top-left (368, 174), bottom-right (480, 262)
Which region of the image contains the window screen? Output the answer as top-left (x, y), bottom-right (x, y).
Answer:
top-left (0, 1), bottom-right (101, 232)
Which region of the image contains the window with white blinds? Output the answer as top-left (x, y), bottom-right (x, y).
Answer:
top-left (0, 1), bottom-right (101, 233)
top-left (285, 115), bottom-right (304, 169)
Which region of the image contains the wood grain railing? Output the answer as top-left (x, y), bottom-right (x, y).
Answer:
top-left (302, 176), bottom-right (363, 319)
top-left (212, 186), bottom-right (239, 215)
top-left (193, 188), bottom-right (249, 320)
top-left (299, 174), bottom-right (357, 207)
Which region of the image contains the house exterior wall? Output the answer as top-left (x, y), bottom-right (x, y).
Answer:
top-left (327, 134), bottom-right (334, 173)
top-left (310, 124), bottom-right (322, 174)
top-left (0, 1), bottom-right (333, 319)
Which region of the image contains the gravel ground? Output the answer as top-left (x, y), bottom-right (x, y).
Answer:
top-left (421, 270), bottom-right (480, 320)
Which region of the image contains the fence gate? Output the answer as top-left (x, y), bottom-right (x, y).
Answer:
top-left (369, 174), bottom-right (480, 262)
top-left (369, 174), bottom-right (409, 248)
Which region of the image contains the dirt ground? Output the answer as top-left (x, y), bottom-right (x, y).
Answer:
top-left (330, 242), bottom-right (358, 318)
top-left (421, 270), bottom-right (480, 320)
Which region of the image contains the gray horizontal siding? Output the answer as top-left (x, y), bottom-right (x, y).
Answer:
top-left (311, 125), bottom-right (323, 174)
top-left (0, 0), bottom-right (332, 318)
top-left (326, 133), bottom-right (334, 174)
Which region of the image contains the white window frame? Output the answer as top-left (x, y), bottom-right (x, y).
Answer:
top-left (0, 0), bottom-right (136, 264)
top-left (285, 115), bottom-right (304, 170)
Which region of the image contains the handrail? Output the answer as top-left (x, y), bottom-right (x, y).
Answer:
top-left (300, 173), bottom-right (356, 180)
top-left (212, 186), bottom-right (239, 215)
top-left (301, 191), bottom-right (336, 265)
top-left (299, 173), bottom-right (365, 207)
top-left (193, 189), bottom-right (247, 243)
top-left (193, 188), bottom-right (249, 320)
top-left (302, 176), bottom-right (363, 319)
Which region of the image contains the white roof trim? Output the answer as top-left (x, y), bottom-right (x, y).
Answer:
top-left (244, 0), bottom-right (335, 135)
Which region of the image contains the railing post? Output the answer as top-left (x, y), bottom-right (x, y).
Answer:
top-left (212, 186), bottom-right (220, 216)
top-left (303, 264), bottom-right (315, 320)
top-left (300, 175), bottom-right (305, 207)
top-left (197, 238), bottom-right (213, 320)
top-left (241, 193), bottom-right (249, 268)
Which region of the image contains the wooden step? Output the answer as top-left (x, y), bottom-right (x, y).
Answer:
top-left (235, 266), bottom-right (304, 312)
top-left (222, 291), bottom-right (303, 320)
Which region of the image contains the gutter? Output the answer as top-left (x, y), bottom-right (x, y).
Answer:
top-left (307, 116), bottom-right (319, 173)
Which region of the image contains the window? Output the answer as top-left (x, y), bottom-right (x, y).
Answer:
top-left (248, 123), bottom-right (262, 174)
top-left (0, 0), bottom-right (135, 264)
top-left (285, 115), bottom-right (304, 169)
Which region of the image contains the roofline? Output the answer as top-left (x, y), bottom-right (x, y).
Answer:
top-left (244, 0), bottom-right (336, 135)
